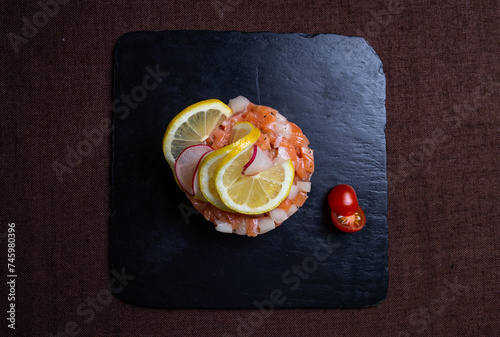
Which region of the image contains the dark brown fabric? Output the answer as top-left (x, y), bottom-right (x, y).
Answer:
top-left (1, 0), bottom-right (499, 336)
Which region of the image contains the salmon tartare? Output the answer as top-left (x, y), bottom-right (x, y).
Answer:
top-left (162, 96), bottom-right (314, 237)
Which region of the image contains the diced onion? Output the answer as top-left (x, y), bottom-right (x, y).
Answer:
top-left (274, 134), bottom-right (283, 148)
top-left (214, 221), bottom-right (232, 233)
top-left (234, 225), bottom-right (247, 235)
top-left (275, 121), bottom-right (292, 139)
top-left (258, 217), bottom-right (276, 234)
top-left (296, 181), bottom-right (311, 192)
top-left (287, 184), bottom-right (300, 200)
top-left (228, 96), bottom-right (250, 114)
top-left (275, 113), bottom-right (287, 124)
top-left (273, 147), bottom-right (290, 165)
top-left (286, 205), bottom-right (298, 217)
top-left (269, 208), bottom-right (288, 224)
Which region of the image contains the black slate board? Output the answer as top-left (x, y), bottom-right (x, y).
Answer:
top-left (111, 31), bottom-right (387, 308)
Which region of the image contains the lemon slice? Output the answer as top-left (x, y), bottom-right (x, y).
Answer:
top-left (198, 124), bottom-right (260, 211)
top-left (229, 121), bottom-right (254, 143)
top-left (215, 143), bottom-right (295, 215)
top-left (162, 99), bottom-right (232, 168)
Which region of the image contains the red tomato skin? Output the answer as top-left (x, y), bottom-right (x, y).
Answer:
top-left (330, 206), bottom-right (366, 232)
top-left (328, 184), bottom-right (358, 216)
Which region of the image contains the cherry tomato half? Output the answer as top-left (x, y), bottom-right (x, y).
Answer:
top-left (330, 206), bottom-right (366, 233)
top-left (328, 184), bottom-right (358, 216)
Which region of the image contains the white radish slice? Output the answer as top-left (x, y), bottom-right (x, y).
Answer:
top-left (192, 150), bottom-right (214, 199)
top-left (242, 145), bottom-right (274, 176)
top-left (286, 205), bottom-right (298, 217)
top-left (228, 96), bottom-right (250, 113)
top-left (297, 181), bottom-right (311, 192)
top-left (269, 208), bottom-right (288, 224)
top-left (258, 217), bottom-right (276, 234)
top-left (287, 184), bottom-right (300, 200)
top-left (174, 144), bottom-right (213, 196)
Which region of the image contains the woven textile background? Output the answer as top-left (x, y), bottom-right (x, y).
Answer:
top-left (1, 0), bottom-right (499, 336)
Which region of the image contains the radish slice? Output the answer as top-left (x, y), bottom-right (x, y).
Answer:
top-left (269, 208), bottom-right (288, 224)
top-left (228, 96), bottom-right (250, 113)
top-left (192, 150), bottom-right (214, 199)
top-left (174, 144), bottom-right (213, 196)
top-left (287, 184), bottom-right (300, 200)
top-left (297, 181), bottom-right (311, 192)
top-left (258, 217), bottom-right (276, 234)
top-left (242, 145), bottom-right (257, 172)
top-left (242, 145), bottom-right (273, 176)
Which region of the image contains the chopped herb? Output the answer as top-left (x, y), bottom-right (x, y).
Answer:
top-left (270, 112), bottom-right (274, 115)
top-left (264, 115), bottom-right (267, 118)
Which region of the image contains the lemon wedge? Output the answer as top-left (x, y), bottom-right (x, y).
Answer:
top-left (162, 99), bottom-right (232, 168)
top-left (215, 143), bottom-right (295, 215)
top-left (198, 124), bottom-right (260, 211)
